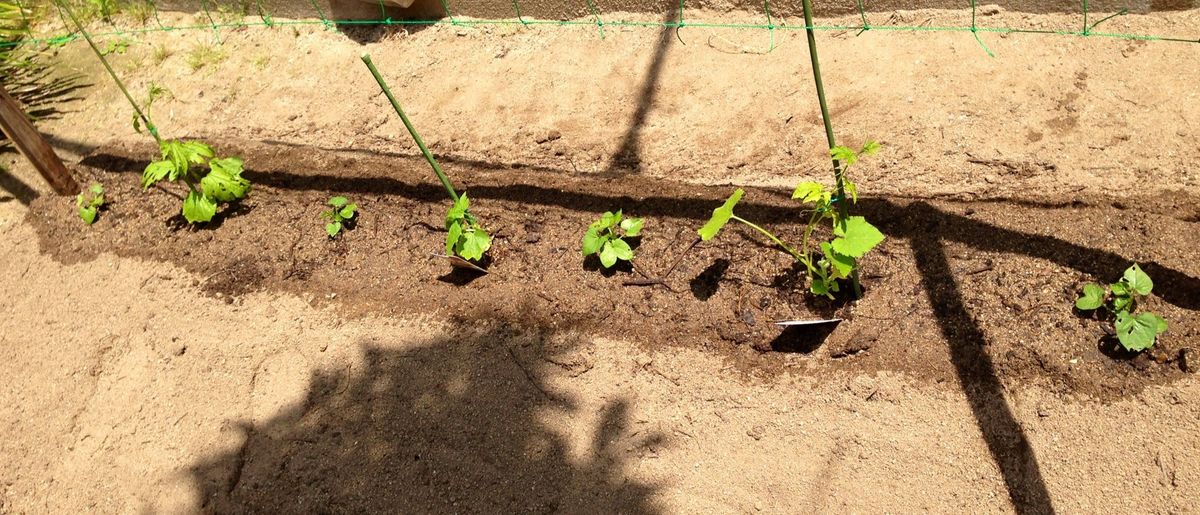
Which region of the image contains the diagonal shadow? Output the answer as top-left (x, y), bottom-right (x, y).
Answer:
top-left (188, 317), bottom-right (664, 512)
top-left (908, 210), bottom-right (1055, 514)
top-left (0, 163), bottom-right (40, 204)
top-left (605, 9), bottom-right (677, 174)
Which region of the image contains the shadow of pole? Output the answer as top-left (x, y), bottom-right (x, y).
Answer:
top-left (908, 203), bottom-right (1055, 514)
top-left (605, 9), bottom-right (677, 174)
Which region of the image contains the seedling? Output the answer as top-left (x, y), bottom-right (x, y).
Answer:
top-left (582, 210), bottom-right (643, 268)
top-left (1076, 264), bottom-right (1168, 351)
top-left (76, 182), bottom-right (105, 224)
top-left (321, 196), bottom-right (357, 238)
top-left (58, 1), bottom-right (251, 226)
top-left (697, 142), bottom-right (885, 300)
top-left (362, 53), bottom-right (492, 265)
top-left (142, 141), bottom-right (249, 223)
top-left (444, 193), bottom-right (491, 261)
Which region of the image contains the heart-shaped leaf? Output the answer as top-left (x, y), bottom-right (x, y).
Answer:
top-left (1115, 311), bottom-right (1164, 351)
top-left (1075, 283), bottom-right (1105, 310)
top-left (1122, 264), bottom-right (1153, 296)
top-left (831, 216), bottom-right (885, 258)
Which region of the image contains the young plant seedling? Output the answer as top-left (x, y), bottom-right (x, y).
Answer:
top-left (444, 193), bottom-right (491, 261)
top-left (58, 1), bottom-right (251, 225)
top-left (1076, 263), bottom-right (1168, 351)
top-left (321, 196), bottom-right (358, 238)
top-left (142, 141), bottom-right (250, 224)
top-left (76, 182), bottom-right (105, 225)
top-left (362, 53), bottom-right (492, 266)
top-left (582, 210), bottom-right (644, 268)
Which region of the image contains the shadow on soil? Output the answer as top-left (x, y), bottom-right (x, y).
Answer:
top-left (92, 147), bottom-right (1200, 514)
top-left (188, 320), bottom-right (664, 512)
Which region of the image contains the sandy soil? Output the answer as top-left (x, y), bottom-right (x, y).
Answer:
top-left (2, 7), bottom-right (1199, 514)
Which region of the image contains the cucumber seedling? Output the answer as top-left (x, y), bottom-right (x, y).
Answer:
top-left (582, 210), bottom-right (644, 268)
top-left (59, 1), bottom-right (250, 225)
top-left (76, 182), bottom-right (105, 225)
top-left (362, 53), bottom-right (492, 265)
top-left (1076, 263), bottom-right (1168, 351)
top-left (697, 142), bottom-right (885, 300)
top-left (321, 196), bottom-right (358, 238)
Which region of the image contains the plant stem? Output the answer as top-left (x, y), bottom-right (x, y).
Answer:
top-left (360, 53), bottom-right (460, 203)
top-left (730, 214), bottom-right (803, 261)
top-left (798, 0), bottom-right (861, 299)
top-left (55, 0), bottom-right (161, 146)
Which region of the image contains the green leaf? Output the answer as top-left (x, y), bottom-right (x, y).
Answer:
top-left (581, 228), bottom-right (603, 256)
top-left (845, 180), bottom-right (858, 203)
top-left (180, 141), bottom-right (215, 164)
top-left (1110, 282), bottom-right (1128, 297)
top-left (1112, 295), bottom-right (1133, 314)
top-left (698, 188), bottom-right (744, 241)
top-left (821, 242), bottom-right (856, 279)
top-left (328, 196), bottom-right (348, 208)
top-left (340, 204), bottom-right (357, 219)
top-left (200, 160), bottom-right (250, 202)
top-left (830, 146), bottom-right (858, 167)
top-left (860, 140), bottom-right (881, 156)
top-left (446, 193), bottom-right (470, 227)
top-left (89, 183), bottom-right (104, 195)
top-left (326, 221), bottom-right (342, 238)
top-left (90, 194), bottom-right (105, 208)
top-left (1075, 283), bottom-right (1105, 310)
top-left (79, 206), bottom-right (97, 225)
top-left (1122, 264), bottom-right (1153, 296)
top-left (792, 181), bottom-right (824, 203)
top-left (598, 211), bottom-right (617, 230)
top-left (610, 238), bottom-right (634, 261)
top-left (161, 141), bottom-right (190, 179)
top-left (1115, 311), bottom-right (1163, 352)
top-left (620, 217), bottom-right (644, 237)
top-left (599, 240), bottom-right (618, 268)
top-left (142, 160), bottom-right (174, 189)
top-left (831, 216), bottom-right (885, 258)
top-left (1147, 312), bottom-right (1169, 334)
top-left (459, 228), bottom-right (491, 261)
top-left (446, 221), bottom-right (462, 255)
top-left (182, 191), bottom-right (217, 224)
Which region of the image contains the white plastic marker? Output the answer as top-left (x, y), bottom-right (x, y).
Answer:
top-left (429, 254), bottom-right (489, 274)
top-left (774, 319), bottom-right (842, 326)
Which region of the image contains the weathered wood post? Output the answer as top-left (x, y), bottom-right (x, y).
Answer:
top-left (0, 84), bottom-right (78, 195)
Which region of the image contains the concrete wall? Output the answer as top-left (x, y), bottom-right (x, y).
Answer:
top-left (161, 0), bottom-right (1199, 22)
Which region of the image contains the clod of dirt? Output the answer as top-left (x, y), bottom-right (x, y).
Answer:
top-left (535, 130), bottom-right (562, 144)
top-left (1181, 348), bottom-right (1198, 374)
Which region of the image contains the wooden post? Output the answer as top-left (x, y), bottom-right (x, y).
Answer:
top-left (0, 84), bottom-right (78, 195)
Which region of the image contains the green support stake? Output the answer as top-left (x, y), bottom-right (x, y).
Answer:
top-left (360, 54), bottom-right (460, 202)
top-left (797, 0), bottom-right (862, 298)
top-left (56, 0), bottom-right (161, 146)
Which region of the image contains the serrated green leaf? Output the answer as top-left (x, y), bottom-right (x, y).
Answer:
top-left (830, 146), bottom-right (858, 167)
top-left (459, 228), bottom-right (491, 261)
top-left (581, 228), bottom-right (603, 256)
top-left (91, 194), bottom-right (105, 208)
top-left (792, 181), bottom-right (824, 203)
top-left (328, 196), bottom-right (348, 208)
top-left (845, 180), bottom-right (858, 203)
top-left (182, 191), bottom-right (217, 224)
top-left (1075, 283), bottom-right (1105, 310)
top-left (326, 221), bottom-right (341, 237)
top-left (89, 183), bottom-right (104, 195)
top-left (698, 188), bottom-right (744, 241)
top-left (143, 160), bottom-right (174, 189)
top-left (821, 242), bottom-right (856, 279)
top-left (620, 217), bottom-right (644, 237)
top-left (161, 141), bottom-right (190, 179)
top-left (831, 216), bottom-right (885, 258)
top-left (860, 140), bottom-right (881, 156)
top-left (599, 240), bottom-right (618, 268)
top-left (180, 141), bottom-right (215, 164)
top-left (446, 221), bottom-right (462, 254)
top-left (446, 193), bottom-right (469, 227)
top-left (200, 163), bottom-right (250, 202)
top-left (79, 206), bottom-right (97, 225)
top-left (610, 238), bottom-right (634, 261)
top-left (1122, 264), bottom-right (1153, 296)
top-left (1115, 311), bottom-right (1162, 351)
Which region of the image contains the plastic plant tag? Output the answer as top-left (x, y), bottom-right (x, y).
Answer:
top-left (430, 253), bottom-right (489, 274)
top-left (774, 319), bottom-right (842, 326)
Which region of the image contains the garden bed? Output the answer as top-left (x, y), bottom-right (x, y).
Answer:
top-left (29, 138), bottom-right (1200, 400)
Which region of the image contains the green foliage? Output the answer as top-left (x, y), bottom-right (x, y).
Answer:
top-left (185, 43), bottom-right (226, 71)
top-left (142, 140), bottom-right (250, 224)
top-left (444, 193), bottom-right (491, 262)
top-left (131, 82), bottom-right (169, 134)
top-left (582, 209), bottom-right (643, 268)
top-left (790, 141), bottom-right (885, 299)
top-left (698, 188), bottom-right (743, 241)
top-left (75, 182), bottom-right (105, 224)
top-left (321, 196), bottom-right (358, 238)
top-left (100, 37), bottom-right (130, 56)
top-left (1076, 264), bottom-right (1168, 351)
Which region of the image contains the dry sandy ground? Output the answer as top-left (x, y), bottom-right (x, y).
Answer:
top-left (2, 7), bottom-right (1200, 514)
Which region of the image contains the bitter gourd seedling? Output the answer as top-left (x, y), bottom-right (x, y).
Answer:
top-left (1076, 263), bottom-right (1168, 351)
top-left (582, 210), bottom-right (644, 268)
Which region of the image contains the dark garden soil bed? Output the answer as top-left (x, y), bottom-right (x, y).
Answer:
top-left (29, 139), bottom-right (1200, 400)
